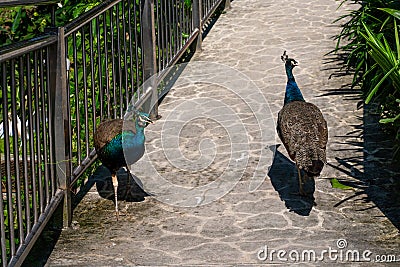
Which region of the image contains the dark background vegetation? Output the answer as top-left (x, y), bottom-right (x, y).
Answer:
top-left (0, 0), bottom-right (103, 45)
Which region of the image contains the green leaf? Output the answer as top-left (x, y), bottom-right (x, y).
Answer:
top-left (184, 0), bottom-right (192, 9)
top-left (379, 113), bottom-right (400, 124)
top-left (365, 65), bottom-right (397, 104)
top-left (11, 7), bottom-right (22, 33)
top-left (330, 178), bottom-right (354, 190)
top-left (360, 21), bottom-right (400, 103)
top-left (395, 20), bottom-right (400, 64)
top-left (379, 8), bottom-right (400, 20)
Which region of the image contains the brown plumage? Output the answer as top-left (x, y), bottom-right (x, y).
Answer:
top-left (94, 119), bottom-right (136, 153)
top-left (277, 51), bottom-right (328, 195)
top-left (277, 101), bottom-right (328, 173)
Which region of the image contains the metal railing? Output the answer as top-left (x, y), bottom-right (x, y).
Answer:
top-left (0, 0), bottom-right (230, 266)
top-left (0, 32), bottom-right (62, 267)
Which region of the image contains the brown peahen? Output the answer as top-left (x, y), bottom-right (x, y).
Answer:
top-left (277, 51), bottom-right (328, 195)
top-left (94, 109), bottom-right (152, 219)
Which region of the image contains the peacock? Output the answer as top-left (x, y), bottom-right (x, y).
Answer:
top-left (277, 51), bottom-right (328, 196)
top-left (94, 109), bottom-right (152, 219)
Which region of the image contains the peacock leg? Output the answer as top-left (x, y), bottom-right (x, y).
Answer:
top-left (297, 165), bottom-right (306, 196)
top-left (112, 174), bottom-right (119, 220)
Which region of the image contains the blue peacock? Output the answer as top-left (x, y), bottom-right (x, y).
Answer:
top-left (94, 109), bottom-right (152, 219)
top-left (277, 51), bottom-right (328, 195)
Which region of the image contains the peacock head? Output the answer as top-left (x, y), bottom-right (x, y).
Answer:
top-left (134, 110), bottom-right (153, 128)
top-left (125, 105), bottom-right (153, 128)
top-left (281, 51), bottom-right (298, 71)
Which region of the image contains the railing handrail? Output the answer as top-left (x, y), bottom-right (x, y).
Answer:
top-left (64, 0), bottom-right (123, 37)
top-left (0, 34), bottom-right (57, 62)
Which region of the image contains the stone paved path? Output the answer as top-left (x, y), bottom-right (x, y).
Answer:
top-left (46, 0), bottom-right (400, 265)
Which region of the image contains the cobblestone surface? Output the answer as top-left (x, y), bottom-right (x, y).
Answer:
top-left (46, 0), bottom-right (400, 266)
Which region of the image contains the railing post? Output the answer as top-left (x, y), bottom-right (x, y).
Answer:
top-left (50, 27), bottom-right (72, 228)
top-left (192, 0), bottom-right (202, 51)
top-left (225, 0), bottom-right (231, 10)
top-left (141, 0), bottom-right (158, 119)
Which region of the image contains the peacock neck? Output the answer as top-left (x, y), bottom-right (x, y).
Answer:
top-left (136, 124), bottom-right (145, 137)
top-left (284, 66), bottom-right (305, 105)
top-left (136, 121), bottom-right (148, 142)
top-left (121, 122), bottom-right (146, 147)
top-left (135, 122), bottom-right (146, 139)
top-left (285, 66), bottom-right (296, 82)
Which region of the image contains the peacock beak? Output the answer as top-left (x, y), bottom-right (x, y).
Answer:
top-left (139, 115), bottom-right (153, 124)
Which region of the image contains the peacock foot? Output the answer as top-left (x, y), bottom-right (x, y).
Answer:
top-left (115, 210), bottom-right (119, 221)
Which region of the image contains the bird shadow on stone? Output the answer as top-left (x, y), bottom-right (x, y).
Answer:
top-left (268, 144), bottom-right (315, 216)
top-left (89, 165), bottom-right (149, 202)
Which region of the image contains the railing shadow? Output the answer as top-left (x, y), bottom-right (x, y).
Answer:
top-left (23, 165), bottom-right (149, 266)
top-left (268, 145), bottom-right (315, 216)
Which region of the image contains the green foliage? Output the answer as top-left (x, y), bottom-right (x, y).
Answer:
top-left (360, 20), bottom-right (400, 103)
top-left (380, 7), bottom-right (400, 20)
top-left (333, 0), bottom-right (400, 162)
top-left (0, 5), bottom-right (52, 45)
top-left (0, 0), bottom-right (103, 46)
top-left (184, 0), bottom-right (192, 10)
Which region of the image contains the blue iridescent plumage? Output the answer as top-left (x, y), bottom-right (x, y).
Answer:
top-left (283, 56), bottom-right (305, 105)
top-left (94, 110), bottom-right (152, 219)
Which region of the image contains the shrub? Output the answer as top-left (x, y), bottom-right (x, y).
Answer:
top-left (333, 0), bottom-right (400, 161)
